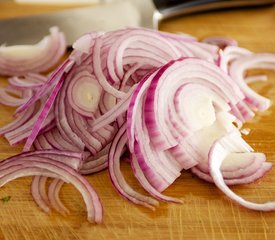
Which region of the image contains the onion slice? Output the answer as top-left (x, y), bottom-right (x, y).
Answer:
top-left (48, 179), bottom-right (69, 215)
top-left (31, 176), bottom-right (51, 213)
top-left (67, 70), bottom-right (102, 117)
top-left (209, 132), bottom-right (275, 211)
top-left (0, 27), bottom-right (66, 76)
top-left (108, 123), bottom-right (159, 210)
top-left (0, 153), bottom-right (102, 223)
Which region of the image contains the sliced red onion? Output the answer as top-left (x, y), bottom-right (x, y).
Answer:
top-left (127, 71), bottom-right (176, 191)
top-left (229, 53), bottom-right (275, 111)
top-left (0, 103), bottom-right (36, 136)
top-left (108, 123), bottom-right (159, 210)
top-left (6, 111), bottom-right (55, 147)
top-left (55, 76), bottom-right (86, 151)
top-left (91, 85), bottom-right (136, 132)
top-left (143, 58), bottom-right (244, 151)
top-left (0, 87), bottom-right (32, 107)
top-left (202, 36), bottom-right (238, 49)
top-left (45, 128), bottom-right (80, 152)
top-left (29, 149), bottom-right (84, 216)
top-left (23, 75), bottom-right (65, 152)
top-left (1, 27), bottom-right (275, 222)
top-left (0, 27), bottom-right (66, 76)
top-left (0, 150), bottom-right (83, 170)
top-left (80, 146), bottom-right (109, 175)
top-left (128, 57), bottom-right (247, 193)
top-left (245, 75), bottom-right (267, 84)
top-left (0, 155), bottom-right (102, 223)
top-left (15, 58), bottom-right (74, 115)
top-left (31, 176), bottom-right (51, 213)
top-left (191, 162), bottom-right (272, 186)
top-left (48, 179), bottom-right (69, 216)
top-left (209, 133), bottom-right (275, 210)
top-left (4, 99), bottom-right (55, 145)
top-left (92, 36), bottom-right (127, 98)
top-left (219, 46), bottom-right (252, 73)
top-left (130, 154), bottom-right (182, 203)
top-left (72, 32), bottom-right (103, 55)
top-left (80, 161), bottom-right (108, 175)
top-left (8, 73), bottom-right (47, 89)
top-left (67, 70), bottom-right (102, 117)
top-left (65, 106), bottom-right (102, 155)
top-left (35, 134), bottom-right (53, 149)
top-left (195, 152), bottom-right (266, 180)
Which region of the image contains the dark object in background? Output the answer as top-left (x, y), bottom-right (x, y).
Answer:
top-left (153, 0), bottom-right (275, 28)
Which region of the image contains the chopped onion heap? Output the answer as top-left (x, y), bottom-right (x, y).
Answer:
top-left (0, 27), bottom-right (275, 222)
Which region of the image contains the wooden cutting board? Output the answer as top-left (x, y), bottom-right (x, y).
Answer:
top-left (0, 2), bottom-right (275, 240)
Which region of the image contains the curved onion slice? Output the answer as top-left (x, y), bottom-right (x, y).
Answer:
top-left (128, 57), bottom-right (245, 193)
top-left (55, 73), bottom-right (86, 150)
top-left (0, 87), bottom-right (32, 107)
top-left (23, 75), bottom-right (65, 152)
top-left (31, 176), bottom-right (51, 213)
top-left (191, 162), bottom-right (272, 186)
top-left (91, 85), bottom-right (136, 132)
top-left (0, 153), bottom-right (102, 223)
top-left (229, 53), bottom-right (275, 112)
top-left (209, 133), bottom-right (275, 210)
top-left (15, 58), bottom-right (74, 115)
top-left (245, 75), bottom-right (267, 84)
top-left (29, 149), bottom-right (83, 216)
top-left (4, 99), bottom-right (55, 146)
top-left (48, 179), bottom-right (69, 215)
top-left (67, 70), bottom-right (102, 117)
top-left (0, 27), bottom-right (66, 76)
top-left (0, 103), bottom-right (36, 136)
top-left (130, 154), bottom-right (182, 203)
top-left (43, 128), bottom-right (81, 152)
top-left (108, 123), bottom-right (159, 210)
top-left (80, 146), bottom-right (109, 175)
top-left (8, 73), bottom-right (47, 89)
top-left (202, 36), bottom-right (238, 49)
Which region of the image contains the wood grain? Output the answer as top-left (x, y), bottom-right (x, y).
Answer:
top-left (1, 2), bottom-right (275, 240)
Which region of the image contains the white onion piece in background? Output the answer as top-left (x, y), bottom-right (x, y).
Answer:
top-left (0, 27), bottom-right (66, 76)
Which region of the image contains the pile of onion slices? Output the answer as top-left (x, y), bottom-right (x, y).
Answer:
top-left (0, 27), bottom-right (275, 223)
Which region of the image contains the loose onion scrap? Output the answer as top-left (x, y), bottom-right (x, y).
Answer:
top-left (0, 27), bottom-right (275, 222)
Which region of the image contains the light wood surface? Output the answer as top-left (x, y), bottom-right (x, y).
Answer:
top-left (1, 2), bottom-right (275, 240)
